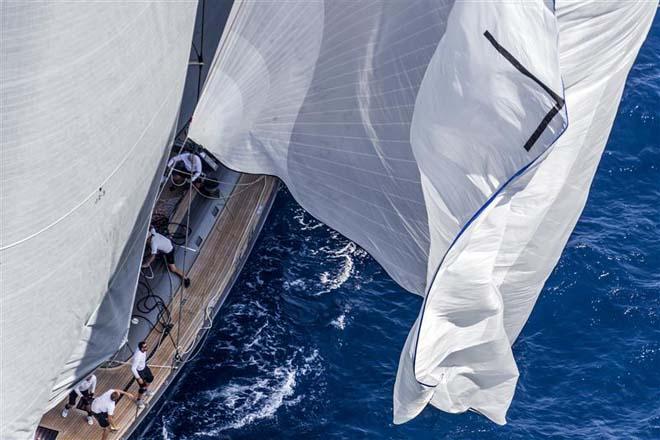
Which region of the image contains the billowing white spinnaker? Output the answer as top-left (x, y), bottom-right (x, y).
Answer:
top-left (0, 2), bottom-right (197, 438)
top-left (190, 0), bottom-right (656, 424)
top-left (394, 0), bottom-right (657, 424)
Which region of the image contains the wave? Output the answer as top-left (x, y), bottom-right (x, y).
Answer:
top-left (191, 349), bottom-right (322, 436)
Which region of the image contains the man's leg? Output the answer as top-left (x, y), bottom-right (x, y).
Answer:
top-left (137, 381), bottom-right (146, 408)
top-left (137, 376), bottom-right (147, 400)
top-left (167, 263), bottom-right (184, 279)
top-left (64, 391), bottom-right (77, 410)
top-left (101, 427), bottom-right (108, 440)
top-left (62, 391), bottom-right (76, 417)
top-left (142, 366), bottom-right (154, 396)
top-left (82, 392), bottom-right (93, 415)
top-left (167, 263), bottom-right (190, 287)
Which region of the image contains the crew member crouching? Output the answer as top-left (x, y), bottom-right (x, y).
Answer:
top-left (61, 373), bottom-right (97, 425)
top-left (90, 389), bottom-right (135, 440)
top-left (143, 227), bottom-right (191, 288)
top-left (168, 151), bottom-right (203, 187)
top-left (167, 147), bottom-right (219, 197)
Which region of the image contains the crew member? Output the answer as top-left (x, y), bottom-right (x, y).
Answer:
top-left (168, 151), bottom-right (203, 186)
top-left (61, 373), bottom-right (97, 425)
top-left (90, 389), bottom-right (135, 440)
top-left (167, 148), bottom-right (220, 197)
top-left (131, 341), bottom-right (154, 409)
top-left (143, 227), bottom-right (191, 288)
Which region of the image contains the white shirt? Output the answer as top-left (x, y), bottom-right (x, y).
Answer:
top-left (74, 375), bottom-right (97, 397)
top-left (131, 348), bottom-right (147, 379)
top-left (91, 390), bottom-right (117, 415)
top-left (168, 152), bottom-right (202, 182)
top-left (149, 228), bottom-right (173, 255)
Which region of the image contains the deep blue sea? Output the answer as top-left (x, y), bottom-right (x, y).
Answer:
top-left (139, 15), bottom-right (659, 440)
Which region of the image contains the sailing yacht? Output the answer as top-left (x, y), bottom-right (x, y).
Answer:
top-left (1, 1), bottom-right (655, 439)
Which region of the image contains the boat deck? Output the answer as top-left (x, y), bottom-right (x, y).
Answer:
top-left (37, 173), bottom-right (277, 440)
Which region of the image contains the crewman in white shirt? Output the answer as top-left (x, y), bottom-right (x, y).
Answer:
top-left (167, 147), bottom-right (220, 198)
top-left (61, 374), bottom-right (97, 425)
top-left (142, 227), bottom-right (191, 288)
top-left (131, 341), bottom-right (155, 409)
top-left (90, 389), bottom-right (135, 440)
top-left (168, 151), bottom-right (203, 184)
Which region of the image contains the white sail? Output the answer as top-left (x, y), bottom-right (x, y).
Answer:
top-left (0, 2), bottom-right (197, 438)
top-left (394, 0), bottom-right (656, 424)
top-left (191, 0), bottom-right (566, 293)
top-left (190, 0), bottom-right (655, 425)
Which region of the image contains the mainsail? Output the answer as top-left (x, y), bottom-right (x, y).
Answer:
top-left (189, 0), bottom-right (656, 424)
top-left (0, 2), bottom-right (197, 438)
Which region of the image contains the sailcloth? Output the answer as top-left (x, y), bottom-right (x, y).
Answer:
top-left (190, 0), bottom-right (656, 424)
top-left (0, 2), bottom-right (197, 438)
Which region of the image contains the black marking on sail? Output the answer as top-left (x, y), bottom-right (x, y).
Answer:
top-left (484, 30), bottom-right (565, 152)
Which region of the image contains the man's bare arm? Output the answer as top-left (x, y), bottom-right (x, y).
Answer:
top-left (142, 254), bottom-right (155, 268)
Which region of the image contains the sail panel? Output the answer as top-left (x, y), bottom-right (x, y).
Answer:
top-left (0, 2), bottom-right (197, 438)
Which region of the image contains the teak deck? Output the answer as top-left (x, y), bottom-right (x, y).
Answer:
top-left (37, 174), bottom-right (278, 440)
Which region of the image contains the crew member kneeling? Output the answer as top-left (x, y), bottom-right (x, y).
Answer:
top-left (132, 341), bottom-right (154, 409)
top-left (90, 389), bottom-right (135, 440)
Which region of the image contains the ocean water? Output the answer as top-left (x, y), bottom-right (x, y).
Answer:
top-left (138, 15), bottom-right (660, 440)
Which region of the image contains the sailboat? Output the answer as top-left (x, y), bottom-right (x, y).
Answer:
top-left (1, 1), bottom-right (655, 439)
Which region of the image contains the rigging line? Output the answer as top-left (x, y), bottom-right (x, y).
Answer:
top-left (169, 172), bottom-right (258, 360)
top-left (154, 0), bottom-right (207, 205)
top-left (1, 86), bottom-right (181, 251)
top-left (191, 183), bottom-right (237, 223)
top-left (142, 272), bottom-right (178, 351)
top-left (166, 167), bottom-right (265, 186)
top-left (107, 360), bottom-right (175, 370)
top-left (197, 0), bottom-right (206, 102)
top-left (174, 176), bottom-right (270, 368)
top-left (191, 174), bottom-right (266, 199)
top-left (174, 162), bottom-right (194, 360)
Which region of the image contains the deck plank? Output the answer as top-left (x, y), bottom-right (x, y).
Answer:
top-left (38, 174), bottom-right (277, 440)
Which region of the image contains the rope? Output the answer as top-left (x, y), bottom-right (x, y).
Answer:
top-left (169, 167), bottom-right (266, 187)
top-left (110, 360), bottom-right (176, 370)
top-left (172, 176), bottom-right (270, 369)
top-left (172, 158), bottom-right (195, 365)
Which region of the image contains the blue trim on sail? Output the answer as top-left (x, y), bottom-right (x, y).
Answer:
top-left (411, 82), bottom-right (569, 389)
top-left (411, 134), bottom-right (563, 387)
